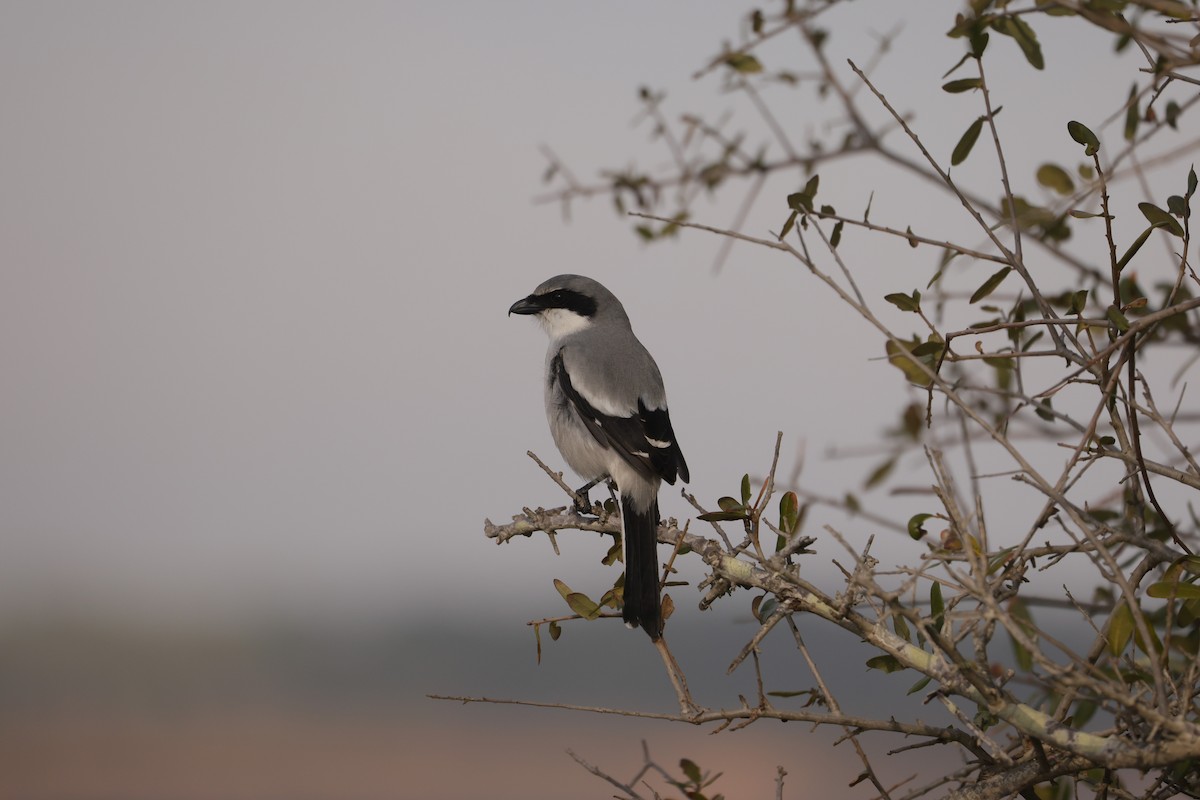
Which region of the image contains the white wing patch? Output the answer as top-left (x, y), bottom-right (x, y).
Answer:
top-left (645, 436), bottom-right (671, 448)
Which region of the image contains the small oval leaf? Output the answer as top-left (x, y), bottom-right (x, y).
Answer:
top-left (864, 456), bottom-right (896, 489)
top-left (884, 292), bottom-right (921, 312)
top-left (724, 52), bottom-right (763, 73)
top-left (1068, 120), bottom-right (1100, 156)
top-left (865, 654), bottom-right (906, 673)
top-left (698, 510), bottom-right (749, 522)
top-left (908, 513), bottom-right (934, 540)
top-left (1036, 163), bottom-right (1075, 195)
top-left (952, 117), bottom-right (984, 166)
top-left (942, 78), bottom-right (982, 93)
top-left (970, 267), bottom-right (1012, 304)
top-left (717, 496), bottom-right (744, 512)
top-left (1138, 202), bottom-right (1184, 237)
top-left (1106, 305), bottom-right (1131, 332)
top-left (779, 491), bottom-right (801, 534)
top-left (930, 581), bottom-right (945, 632)
top-left (1107, 601), bottom-right (1134, 656)
top-left (1147, 581), bottom-right (1200, 599)
top-left (566, 592), bottom-right (602, 620)
top-left (992, 15), bottom-right (1044, 70)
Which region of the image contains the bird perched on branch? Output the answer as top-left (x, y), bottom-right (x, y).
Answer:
top-left (509, 274), bottom-right (689, 640)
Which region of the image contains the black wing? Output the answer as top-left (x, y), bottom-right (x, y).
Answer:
top-left (552, 350), bottom-right (688, 485)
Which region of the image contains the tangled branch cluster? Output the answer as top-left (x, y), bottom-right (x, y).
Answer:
top-left (469, 3), bottom-right (1200, 798)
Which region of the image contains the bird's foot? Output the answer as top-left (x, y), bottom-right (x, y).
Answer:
top-left (572, 476), bottom-right (607, 516)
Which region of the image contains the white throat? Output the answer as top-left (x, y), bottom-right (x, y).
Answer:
top-left (538, 307), bottom-right (593, 340)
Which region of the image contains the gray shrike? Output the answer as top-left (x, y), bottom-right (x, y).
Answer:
top-left (509, 274), bottom-right (688, 640)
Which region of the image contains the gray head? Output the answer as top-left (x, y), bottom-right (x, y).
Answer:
top-left (508, 274), bottom-right (631, 339)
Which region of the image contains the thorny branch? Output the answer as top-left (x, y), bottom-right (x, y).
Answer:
top-left (480, 2), bottom-right (1200, 798)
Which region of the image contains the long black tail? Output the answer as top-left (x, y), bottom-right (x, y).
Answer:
top-left (621, 495), bottom-right (663, 640)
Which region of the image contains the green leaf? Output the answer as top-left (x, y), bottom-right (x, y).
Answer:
top-left (741, 473), bottom-right (752, 506)
top-left (864, 457), bottom-right (896, 490)
top-left (1133, 612), bottom-right (1163, 657)
top-left (717, 496), bottom-right (744, 512)
top-left (1138, 202), bottom-right (1184, 237)
top-left (1147, 581), bottom-right (1200, 599)
top-left (780, 209), bottom-right (799, 238)
top-left (554, 579), bottom-right (603, 620)
top-left (886, 339), bottom-right (935, 387)
top-left (830, 219), bottom-right (844, 248)
top-left (930, 581), bottom-right (945, 632)
top-left (908, 513), bottom-right (934, 540)
top-left (991, 15), bottom-right (1044, 69)
top-left (803, 173), bottom-right (819, 198)
top-left (865, 654), bottom-right (905, 673)
top-left (1166, 99), bottom-right (1182, 129)
top-left (1036, 163), bottom-right (1075, 195)
top-left (984, 356), bottom-right (1014, 370)
top-left (912, 340), bottom-right (944, 359)
top-left (970, 266), bottom-right (1012, 304)
top-left (1189, 165), bottom-right (1197, 199)
top-left (1035, 399), bottom-right (1055, 422)
top-left (1124, 84), bottom-right (1139, 142)
top-left (884, 291), bottom-right (921, 312)
top-left (906, 675), bottom-right (932, 695)
top-left (724, 52), bottom-right (763, 73)
top-left (680, 758), bottom-right (703, 784)
top-left (1106, 305), bottom-right (1130, 332)
top-left (969, 28), bottom-right (989, 58)
top-left (548, 620), bottom-right (562, 641)
top-left (756, 596), bottom-right (778, 622)
top-left (952, 117), bottom-right (984, 166)
top-left (1068, 121), bottom-right (1100, 156)
top-left (779, 491), bottom-right (801, 535)
top-left (973, 705), bottom-right (998, 731)
top-left (698, 510), bottom-right (749, 522)
top-left (787, 175), bottom-right (820, 213)
top-left (1071, 700), bottom-right (1097, 728)
top-left (943, 78), bottom-right (982, 93)
top-left (892, 614), bottom-right (911, 642)
top-left (1067, 289), bottom-right (1089, 314)
top-left (1116, 226), bottom-right (1155, 272)
top-left (1107, 601), bottom-right (1134, 656)
top-left (1168, 195), bottom-right (1188, 218)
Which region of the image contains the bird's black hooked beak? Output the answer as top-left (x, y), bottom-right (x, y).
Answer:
top-left (508, 294), bottom-right (544, 316)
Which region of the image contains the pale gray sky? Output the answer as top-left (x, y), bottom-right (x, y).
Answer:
top-left (0, 2), bottom-right (1187, 629)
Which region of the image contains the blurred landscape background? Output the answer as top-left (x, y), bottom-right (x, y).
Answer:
top-left (0, 2), bottom-right (1159, 797)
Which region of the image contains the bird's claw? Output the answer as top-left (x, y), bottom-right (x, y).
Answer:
top-left (572, 490), bottom-right (597, 516)
top-left (571, 475), bottom-right (611, 516)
